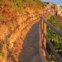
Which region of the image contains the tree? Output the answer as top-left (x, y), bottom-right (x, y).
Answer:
top-left (47, 16), bottom-right (62, 48)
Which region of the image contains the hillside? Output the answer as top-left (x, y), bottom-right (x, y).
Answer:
top-left (0, 0), bottom-right (45, 62)
top-left (0, 0), bottom-right (45, 21)
top-left (0, 0), bottom-right (45, 10)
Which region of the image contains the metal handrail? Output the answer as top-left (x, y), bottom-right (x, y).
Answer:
top-left (41, 16), bottom-right (62, 37)
top-left (41, 28), bottom-right (62, 62)
top-left (40, 16), bottom-right (62, 62)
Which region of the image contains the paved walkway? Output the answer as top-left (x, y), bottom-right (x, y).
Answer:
top-left (19, 22), bottom-right (41, 62)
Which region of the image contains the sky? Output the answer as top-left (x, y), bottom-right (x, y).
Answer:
top-left (41, 0), bottom-right (62, 5)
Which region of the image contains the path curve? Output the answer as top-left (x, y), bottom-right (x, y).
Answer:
top-left (19, 22), bottom-right (41, 62)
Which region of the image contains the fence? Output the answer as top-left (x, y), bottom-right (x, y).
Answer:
top-left (39, 16), bottom-right (62, 62)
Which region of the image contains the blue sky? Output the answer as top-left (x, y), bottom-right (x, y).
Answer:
top-left (41, 0), bottom-right (62, 5)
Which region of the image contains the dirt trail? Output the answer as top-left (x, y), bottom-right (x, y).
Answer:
top-left (19, 22), bottom-right (41, 62)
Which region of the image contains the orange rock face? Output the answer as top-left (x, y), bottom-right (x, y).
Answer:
top-left (0, 2), bottom-right (45, 62)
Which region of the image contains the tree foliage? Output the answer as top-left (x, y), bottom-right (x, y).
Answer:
top-left (47, 16), bottom-right (62, 48)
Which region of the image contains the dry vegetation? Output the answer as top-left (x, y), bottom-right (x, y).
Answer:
top-left (0, 0), bottom-right (45, 62)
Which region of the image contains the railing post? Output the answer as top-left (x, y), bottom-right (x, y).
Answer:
top-left (41, 17), bottom-right (47, 58)
top-left (39, 18), bottom-right (46, 62)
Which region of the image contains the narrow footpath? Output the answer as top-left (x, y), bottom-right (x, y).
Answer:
top-left (19, 22), bottom-right (41, 62)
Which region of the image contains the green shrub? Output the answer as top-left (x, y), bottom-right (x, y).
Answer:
top-left (0, 14), bottom-right (3, 19)
top-left (0, 51), bottom-right (4, 56)
top-left (47, 16), bottom-right (62, 47)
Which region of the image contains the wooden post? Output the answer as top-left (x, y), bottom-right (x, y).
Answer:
top-left (41, 18), bottom-right (47, 58)
top-left (39, 18), bottom-right (46, 62)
